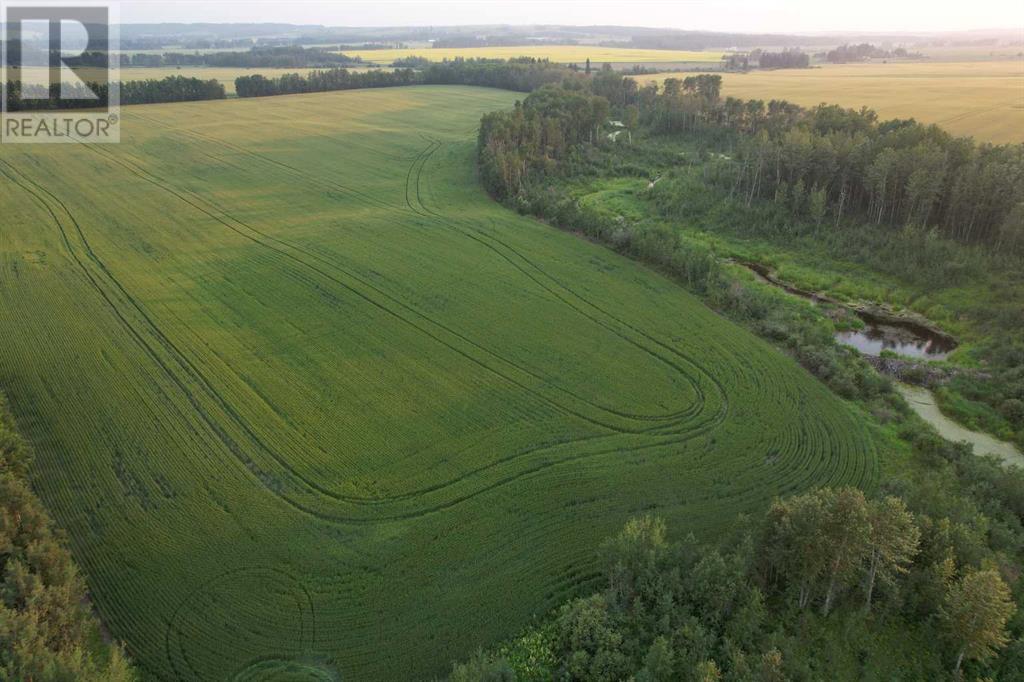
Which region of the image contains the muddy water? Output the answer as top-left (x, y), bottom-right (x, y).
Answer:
top-left (897, 384), bottom-right (1024, 468)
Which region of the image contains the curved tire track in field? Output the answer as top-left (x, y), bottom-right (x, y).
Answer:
top-left (163, 566), bottom-right (316, 681)
top-left (0, 160), bottom-right (319, 511)
top-left (5, 151), bottom-right (720, 524)
top-left (160, 123), bottom-right (725, 429)
top-left (136, 113), bottom-right (709, 396)
top-left (406, 135), bottom-right (733, 438)
top-left (80, 137), bottom-right (705, 430)
top-left (81, 130), bottom-right (724, 429)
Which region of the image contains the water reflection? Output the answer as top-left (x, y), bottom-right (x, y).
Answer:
top-left (736, 261), bottom-right (956, 360)
top-left (835, 324), bottom-right (954, 360)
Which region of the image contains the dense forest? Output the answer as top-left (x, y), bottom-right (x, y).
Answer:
top-left (481, 73), bottom-right (1023, 253)
top-left (0, 394), bottom-right (134, 679)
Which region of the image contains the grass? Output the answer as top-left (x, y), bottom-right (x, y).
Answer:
top-left (636, 59), bottom-right (1024, 144)
top-left (0, 85), bottom-right (877, 679)
top-left (342, 45), bottom-right (727, 65)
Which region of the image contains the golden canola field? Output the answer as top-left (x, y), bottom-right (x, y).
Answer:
top-left (638, 60), bottom-right (1024, 144)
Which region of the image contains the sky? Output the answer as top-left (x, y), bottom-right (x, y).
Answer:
top-left (116, 0), bottom-right (1024, 34)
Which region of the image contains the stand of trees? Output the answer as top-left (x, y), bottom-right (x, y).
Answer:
top-left (0, 393), bottom-right (135, 680)
top-left (432, 36), bottom-right (576, 48)
top-left (825, 43), bottom-right (923, 63)
top-left (478, 84), bottom-right (611, 201)
top-left (236, 58), bottom-right (577, 98)
top-left (755, 49), bottom-right (810, 69)
top-left (120, 76), bottom-right (226, 104)
top-left (391, 56), bottom-right (432, 68)
top-left (454, 434), bottom-right (1024, 680)
top-left (235, 67), bottom-right (418, 97)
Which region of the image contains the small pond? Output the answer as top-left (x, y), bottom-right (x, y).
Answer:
top-left (738, 261), bottom-right (955, 360)
top-left (834, 313), bottom-right (957, 360)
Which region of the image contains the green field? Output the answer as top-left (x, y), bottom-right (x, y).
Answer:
top-left (0, 86), bottom-right (877, 679)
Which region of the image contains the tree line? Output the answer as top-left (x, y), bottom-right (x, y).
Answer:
top-left (114, 45), bottom-right (363, 69)
top-left (0, 393), bottom-right (135, 680)
top-left (3, 76), bottom-right (225, 110)
top-left (825, 43), bottom-right (923, 63)
top-left (235, 58), bottom-right (577, 98)
top-left (724, 49), bottom-right (811, 70)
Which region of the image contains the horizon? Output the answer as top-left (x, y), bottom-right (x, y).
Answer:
top-left (113, 1), bottom-right (1024, 35)
top-left (108, 21), bottom-right (1021, 38)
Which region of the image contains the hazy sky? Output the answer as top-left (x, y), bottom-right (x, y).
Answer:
top-left (118, 1), bottom-right (1024, 34)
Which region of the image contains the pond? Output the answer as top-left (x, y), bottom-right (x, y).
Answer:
top-left (834, 312), bottom-right (957, 360)
top-left (738, 261), bottom-right (956, 360)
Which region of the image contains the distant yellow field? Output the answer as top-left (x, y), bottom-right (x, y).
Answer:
top-left (344, 45), bottom-right (727, 65)
top-left (637, 60), bottom-right (1024, 144)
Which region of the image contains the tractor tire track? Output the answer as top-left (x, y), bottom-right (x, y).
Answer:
top-left (12, 149), bottom-right (712, 524)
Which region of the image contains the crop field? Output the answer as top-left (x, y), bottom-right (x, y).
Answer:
top-left (637, 59), bottom-right (1024, 144)
top-left (0, 86), bottom-right (877, 679)
top-left (342, 45), bottom-right (727, 65)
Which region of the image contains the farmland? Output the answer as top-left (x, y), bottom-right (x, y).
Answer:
top-left (342, 45), bottom-right (726, 65)
top-left (0, 86), bottom-right (876, 679)
top-left (637, 59), bottom-right (1024, 144)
